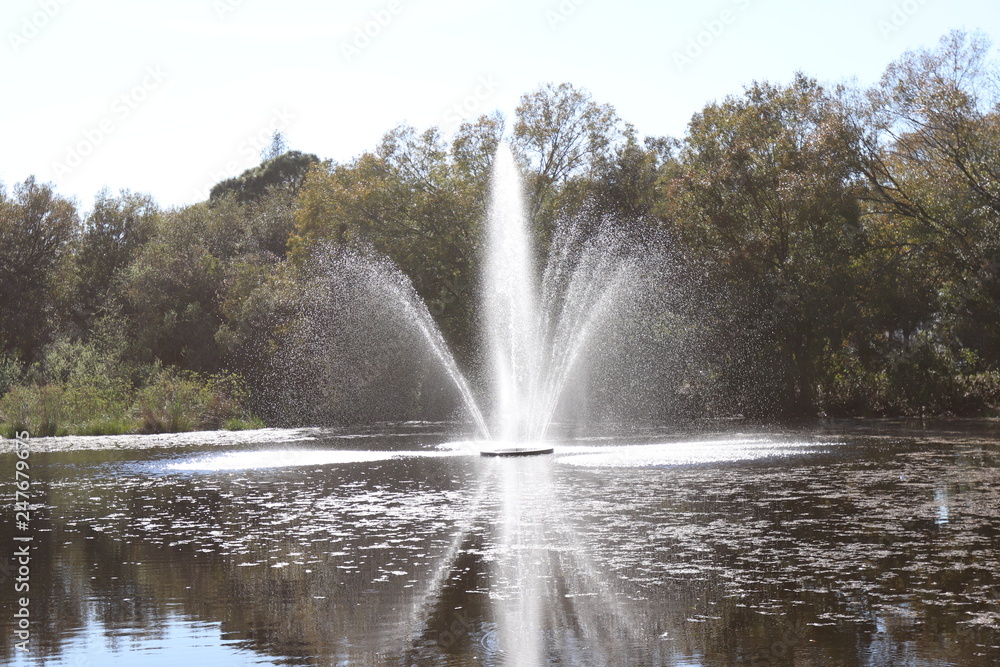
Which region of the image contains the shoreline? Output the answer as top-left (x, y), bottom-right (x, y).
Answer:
top-left (1, 417), bottom-right (998, 454)
top-left (0, 427), bottom-right (324, 454)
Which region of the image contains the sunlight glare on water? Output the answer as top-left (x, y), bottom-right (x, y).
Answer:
top-left (555, 438), bottom-right (829, 467)
top-left (162, 447), bottom-right (470, 472)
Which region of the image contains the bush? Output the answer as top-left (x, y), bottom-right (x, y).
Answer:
top-left (0, 355), bottom-right (24, 397)
top-left (0, 353), bottom-right (262, 437)
top-left (817, 330), bottom-right (1000, 417)
top-left (135, 371), bottom-right (210, 433)
top-left (133, 370), bottom-right (253, 433)
top-left (958, 371), bottom-right (1000, 413)
top-left (0, 385), bottom-right (66, 437)
top-left (222, 416), bottom-right (266, 431)
top-left (0, 381), bottom-right (140, 438)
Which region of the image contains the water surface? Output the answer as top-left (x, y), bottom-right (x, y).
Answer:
top-left (2, 422), bottom-right (999, 665)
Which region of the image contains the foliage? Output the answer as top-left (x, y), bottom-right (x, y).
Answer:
top-left (209, 150), bottom-right (319, 205)
top-left (5, 46), bottom-right (1000, 431)
top-left (0, 177), bottom-right (78, 361)
top-left (513, 82), bottom-right (626, 234)
top-left (852, 29), bottom-right (1000, 364)
top-left (135, 370), bottom-right (211, 433)
top-left (222, 415), bottom-right (266, 431)
top-left (0, 369), bottom-right (256, 437)
top-left (0, 381), bottom-right (136, 438)
top-left (666, 73), bottom-right (866, 416)
top-left (0, 355), bottom-right (24, 397)
top-left (291, 125), bottom-right (488, 359)
top-left (71, 189), bottom-right (158, 331)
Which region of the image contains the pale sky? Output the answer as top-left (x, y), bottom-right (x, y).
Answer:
top-left (3, 0), bottom-right (999, 211)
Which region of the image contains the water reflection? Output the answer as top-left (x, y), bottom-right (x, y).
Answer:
top-left (2, 425), bottom-right (999, 665)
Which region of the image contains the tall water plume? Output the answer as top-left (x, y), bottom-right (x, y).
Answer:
top-left (483, 145), bottom-right (541, 443)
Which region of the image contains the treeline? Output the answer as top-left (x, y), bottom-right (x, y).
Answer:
top-left (1, 30), bottom-right (999, 435)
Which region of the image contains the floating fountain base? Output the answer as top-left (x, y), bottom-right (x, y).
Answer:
top-left (480, 446), bottom-right (555, 457)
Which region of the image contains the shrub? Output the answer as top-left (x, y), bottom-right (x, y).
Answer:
top-left (0, 380), bottom-right (140, 437)
top-left (0, 368), bottom-right (263, 437)
top-left (0, 384), bottom-right (66, 437)
top-left (135, 371), bottom-right (209, 433)
top-left (222, 416), bottom-right (266, 431)
top-left (0, 355), bottom-right (24, 397)
top-left (958, 371), bottom-right (1000, 413)
top-left (133, 370), bottom-right (252, 433)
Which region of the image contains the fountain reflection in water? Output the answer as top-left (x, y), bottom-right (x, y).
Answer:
top-left (470, 145), bottom-right (660, 662)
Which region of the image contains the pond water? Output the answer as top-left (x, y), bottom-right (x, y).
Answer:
top-left (2, 422), bottom-right (999, 666)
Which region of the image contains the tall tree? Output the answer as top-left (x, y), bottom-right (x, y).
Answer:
top-left (513, 82), bottom-right (624, 226)
top-left (291, 125), bottom-right (486, 357)
top-left (73, 190), bottom-right (158, 329)
top-left (0, 177), bottom-right (78, 360)
top-left (669, 74), bottom-right (866, 416)
top-left (209, 150), bottom-right (319, 205)
top-left (852, 29), bottom-right (1000, 361)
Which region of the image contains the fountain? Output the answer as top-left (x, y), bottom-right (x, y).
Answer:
top-left (481, 145), bottom-right (542, 451)
top-left (475, 144), bottom-right (664, 453)
top-left (278, 142), bottom-right (684, 452)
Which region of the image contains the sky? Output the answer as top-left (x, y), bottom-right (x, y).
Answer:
top-left (3, 0), bottom-right (999, 211)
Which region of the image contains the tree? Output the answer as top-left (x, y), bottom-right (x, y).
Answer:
top-left (590, 126), bottom-right (676, 222)
top-left (852, 29), bottom-right (1000, 363)
top-left (291, 125), bottom-right (489, 358)
top-left (209, 150), bottom-right (319, 205)
top-left (73, 190), bottom-right (158, 329)
top-left (513, 82), bottom-right (624, 226)
top-left (452, 111), bottom-right (505, 185)
top-left (261, 130), bottom-right (288, 162)
top-left (0, 177), bottom-right (78, 360)
top-left (669, 74), bottom-right (866, 416)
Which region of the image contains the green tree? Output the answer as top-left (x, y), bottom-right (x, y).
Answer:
top-left (72, 190), bottom-right (158, 330)
top-left (853, 29), bottom-right (1000, 363)
top-left (0, 177), bottom-right (78, 361)
top-left (590, 127), bottom-right (676, 223)
top-left (513, 82), bottom-right (624, 227)
top-left (669, 74), bottom-right (866, 416)
top-left (114, 236), bottom-right (223, 372)
top-left (291, 125), bottom-right (487, 357)
top-left (209, 150), bottom-right (319, 205)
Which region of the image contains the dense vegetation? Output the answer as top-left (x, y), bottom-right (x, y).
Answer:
top-left (2, 30), bottom-right (999, 435)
